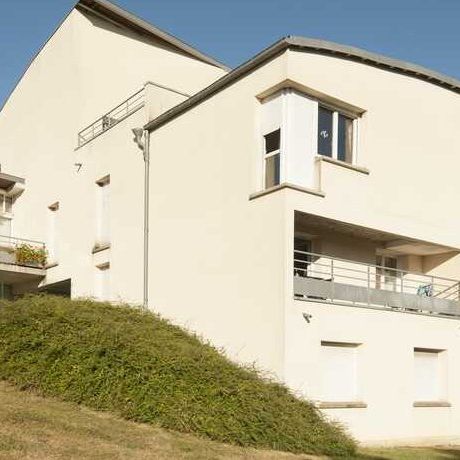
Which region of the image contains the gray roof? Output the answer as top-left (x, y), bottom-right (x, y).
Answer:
top-left (145, 36), bottom-right (460, 131)
top-left (77, 0), bottom-right (229, 71)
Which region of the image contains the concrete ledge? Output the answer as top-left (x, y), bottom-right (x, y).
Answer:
top-left (45, 262), bottom-right (59, 269)
top-left (413, 401), bottom-right (452, 408)
top-left (316, 155), bottom-right (370, 175)
top-left (249, 183), bottom-right (325, 200)
top-left (318, 401), bottom-right (368, 409)
top-left (92, 243), bottom-right (111, 254)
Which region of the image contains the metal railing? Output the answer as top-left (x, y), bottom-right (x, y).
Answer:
top-left (294, 250), bottom-right (460, 317)
top-left (77, 88), bottom-right (145, 148)
top-left (0, 235), bottom-right (46, 269)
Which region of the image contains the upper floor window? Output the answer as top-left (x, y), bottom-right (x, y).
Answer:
top-left (0, 194), bottom-right (13, 216)
top-left (318, 106), bottom-right (355, 164)
top-left (264, 129), bottom-right (281, 188)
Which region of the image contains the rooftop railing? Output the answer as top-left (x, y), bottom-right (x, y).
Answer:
top-left (0, 235), bottom-right (46, 269)
top-left (77, 88), bottom-right (145, 148)
top-left (294, 250), bottom-right (460, 317)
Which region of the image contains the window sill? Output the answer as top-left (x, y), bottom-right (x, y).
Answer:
top-left (92, 243), bottom-right (111, 254)
top-left (318, 401), bottom-right (367, 409)
top-left (249, 183), bottom-right (325, 201)
top-left (316, 155), bottom-right (370, 175)
top-left (45, 262), bottom-right (59, 269)
top-left (413, 401), bottom-right (451, 408)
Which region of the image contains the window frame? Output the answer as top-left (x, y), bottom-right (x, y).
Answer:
top-left (317, 103), bottom-right (358, 165)
top-left (320, 341), bottom-right (362, 403)
top-left (0, 193), bottom-right (13, 216)
top-left (263, 129), bottom-right (281, 189)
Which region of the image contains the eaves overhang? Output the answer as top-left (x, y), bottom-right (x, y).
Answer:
top-left (145, 36), bottom-right (460, 132)
top-left (77, 0), bottom-right (230, 71)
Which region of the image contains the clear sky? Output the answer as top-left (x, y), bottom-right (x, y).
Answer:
top-left (1, 0), bottom-right (459, 106)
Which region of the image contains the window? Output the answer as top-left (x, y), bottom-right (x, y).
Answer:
top-left (96, 175), bottom-right (110, 246)
top-left (321, 341), bottom-right (360, 402)
top-left (317, 106), bottom-right (355, 163)
top-left (294, 237), bottom-right (312, 277)
top-left (376, 255), bottom-right (398, 291)
top-left (0, 194), bottom-right (13, 215)
top-left (318, 107), bottom-right (333, 157)
top-left (414, 348), bottom-right (446, 402)
top-left (264, 129), bottom-right (281, 188)
top-left (47, 202), bottom-right (59, 265)
top-left (95, 263), bottom-right (110, 301)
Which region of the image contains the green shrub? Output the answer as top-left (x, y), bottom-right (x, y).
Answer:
top-left (0, 295), bottom-right (356, 456)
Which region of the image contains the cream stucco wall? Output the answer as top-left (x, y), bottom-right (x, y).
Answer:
top-left (285, 299), bottom-right (460, 444)
top-left (146, 48), bottom-right (460, 443)
top-left (0, 6), bottom-right (225, 300)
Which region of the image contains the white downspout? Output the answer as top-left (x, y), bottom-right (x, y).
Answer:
top-left (132, 128), bottom-right (150, 309)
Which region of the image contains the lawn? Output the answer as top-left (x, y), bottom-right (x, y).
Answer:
top-left (0, 381), bottom-right (459, 459)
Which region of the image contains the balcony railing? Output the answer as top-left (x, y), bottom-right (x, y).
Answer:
top-left (0, 235), bottom-right (46, 269)
top-left (294, 250), bottom-right (460, 317)
top-left (77, 88), bottom-right (145, 148)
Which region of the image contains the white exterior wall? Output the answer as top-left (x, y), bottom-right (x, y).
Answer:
top-left (0, 6), bottom-right (225, 300)
top-left (285, 299), bottom-right (460, 444)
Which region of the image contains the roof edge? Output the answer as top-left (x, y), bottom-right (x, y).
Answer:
top-left (145, 36), bottom-right (460, 132)
top-left (77, 0), bottom-right (230, 71)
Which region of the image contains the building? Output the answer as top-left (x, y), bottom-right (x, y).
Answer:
top-left (1, 0), bottom-right (460, 445)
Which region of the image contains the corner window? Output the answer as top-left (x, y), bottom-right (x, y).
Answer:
top-left (264, 129), bottom-right (281, 188)
top-left (318, 106), bottom-right (355, 163)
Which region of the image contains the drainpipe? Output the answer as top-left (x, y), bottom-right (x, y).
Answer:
top-left (132, 128), bottom-right (150, 309)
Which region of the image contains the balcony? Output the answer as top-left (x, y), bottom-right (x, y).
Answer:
top-left (77, 88), bottom-right (145, 148)
top-left (294, 250), bottom-right (460, 318)
top-left (0, 235), bottom-right (46, 294)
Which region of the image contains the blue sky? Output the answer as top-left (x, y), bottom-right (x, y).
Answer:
top-left (1, 0), bottom-right (459, 106)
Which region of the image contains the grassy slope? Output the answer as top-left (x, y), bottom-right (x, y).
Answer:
top-left (0, 296), bottom-right (354, 457)
top-left (0, 381), bottom-right (458, 460)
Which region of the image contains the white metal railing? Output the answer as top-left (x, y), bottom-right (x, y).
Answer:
top-left (294, 250), bottom-right (460, 317)
top-left (77, 88), bottom-right (145, 148)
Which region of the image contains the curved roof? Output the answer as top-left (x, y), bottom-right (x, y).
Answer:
top-left (146, 36), bottom-right (460, 131)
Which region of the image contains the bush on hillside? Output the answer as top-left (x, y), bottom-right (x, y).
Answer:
top-left (0, 295), bottom-right (356, 456)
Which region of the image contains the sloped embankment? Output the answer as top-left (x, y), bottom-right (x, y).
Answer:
top-left (0, 296), bottom-right (356, 457)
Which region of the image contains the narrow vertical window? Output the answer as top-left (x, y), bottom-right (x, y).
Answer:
top-left (95, 262), bottom-right (110, 301)
top-left (47, 202), bottom-right (59, 265)
top-left (337, 114), bottom-right (354, 163)
top-left (264, 129), bottom-right (281, 188)
top-left (317, 107), bottom-right (333, 157)
top-left (96, 175), bottom-right (110, 247)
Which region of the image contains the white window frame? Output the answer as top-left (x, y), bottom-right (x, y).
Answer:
top-left (321, 341), bottom-right (361, 403)
top-left (414, 347), bottom-right (447, 403)
top-left (263, 129), bottom-right (282, 189)
top-left (0, 193), bottom-right (13, 217)
top-left (317, 103), bottom-right (358, 164)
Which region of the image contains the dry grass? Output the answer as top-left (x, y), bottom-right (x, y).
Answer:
top-left (0, 381), bottom-right (317, 460)
top-left (0, 380), bottom-right (459, 459)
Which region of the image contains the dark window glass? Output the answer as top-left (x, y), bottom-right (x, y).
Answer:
top-left (318, 107), bottom-right (333, 157)
top-left (264, 129), bottom-right (280, 154)
top-left (265, 154), bottom-right (280, 188)
top-left (338, 114), bottom-right (353, 163)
